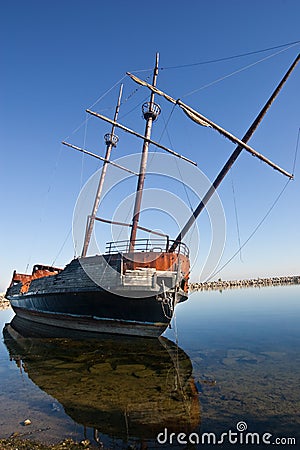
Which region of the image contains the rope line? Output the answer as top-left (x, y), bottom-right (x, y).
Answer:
top-left (63, 75), bottom-right (127, 142)
top-left (160, 40), bottom-right (300, 71)
top-left (63, 42), bottom-right (299, 141)
top-left (88, 75), bottom-right (127, 109)
top-left (127, 40), bottom-right (300, 73)
top-left (148, 105), bottom-right (195, 213)
top-left (158, 104), bottom-right (177, 144)
top-left (24, 144), bottom-right (64, 273)
top-left (79, 112), bottom-right (88, 189)
top-left (182, 43), bottom-right (299, 99)
top-left (128, 40), bottom-right (300, 73)
top-left (206, 178), bottom-right (291, 281)
top-left (158, 107), bottom-right (197, 248)
top-left (292, 127), bottom-right (300, 175)
top-left (208, 115), bottom-right (300, 279)
top-left (230, 170), bottom-right (243, 263)
top-left (121, 74), bottom-right (152, 106)
top-left (52, 227), bottom-right (72, 266)
top-left (119, 95), bottom-right (149, 121)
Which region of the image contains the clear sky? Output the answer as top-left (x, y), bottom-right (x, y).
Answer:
top-left (1, 0), bottom-right (299, 291)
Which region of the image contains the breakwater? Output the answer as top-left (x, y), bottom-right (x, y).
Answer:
top-left (190, 275), bottom-right (300, 291)
top-left (0, 293), bottom-right (10, 310)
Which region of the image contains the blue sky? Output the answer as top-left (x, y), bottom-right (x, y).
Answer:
top-left (1, 0), bottom-right (299, 291)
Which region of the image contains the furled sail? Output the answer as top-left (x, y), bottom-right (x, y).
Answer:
top-left (180, 106), bottom-right (212, 127)
top-left (127, 73), bottom-right (175, 104)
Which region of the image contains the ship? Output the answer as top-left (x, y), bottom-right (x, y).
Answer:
top-left (5, 53), bottom-right (299, 337)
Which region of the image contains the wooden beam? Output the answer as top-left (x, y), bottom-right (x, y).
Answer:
top-left (86, 109), bottom-right (197, 166)
top-left (62, 141), bottom-right (138, 176)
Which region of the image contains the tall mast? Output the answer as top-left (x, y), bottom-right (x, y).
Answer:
top-left (81, 84), bottom-right (123, 257)
top-left (169, 53), bottom-right (299, 253)
top-left (129, 53), bottom-right (160, 252)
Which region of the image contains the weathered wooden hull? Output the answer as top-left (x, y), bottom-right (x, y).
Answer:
top-left (6, 255), bottom-right (189, 337)
top-left (9, 292), bottom-right (174, 337)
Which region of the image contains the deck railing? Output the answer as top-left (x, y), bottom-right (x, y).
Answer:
top-left (105, 239), bottom-right (189, 257)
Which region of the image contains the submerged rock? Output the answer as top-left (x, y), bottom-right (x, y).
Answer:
top-left (22, 419), bottom-right (32, 426)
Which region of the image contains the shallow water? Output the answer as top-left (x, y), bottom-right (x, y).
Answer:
top-left (1, 285), bottom-right (299, 449)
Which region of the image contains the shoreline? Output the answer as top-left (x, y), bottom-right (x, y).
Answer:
top-left (0, 438), bottom-right (95, 450)
top-left (190, 275), bottom-right (300, 291)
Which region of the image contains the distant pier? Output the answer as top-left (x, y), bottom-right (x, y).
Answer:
top-left (189, 275), bottom-right (300, 291)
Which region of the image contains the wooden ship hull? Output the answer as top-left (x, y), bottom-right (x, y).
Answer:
top-left (6, 245), bottom-right (190, 338)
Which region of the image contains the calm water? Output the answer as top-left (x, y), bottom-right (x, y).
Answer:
top-left (1, 285), bottom-right (299, 449)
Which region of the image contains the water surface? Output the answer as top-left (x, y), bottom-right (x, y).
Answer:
top-left (1, 285), bottom-right (299, 448)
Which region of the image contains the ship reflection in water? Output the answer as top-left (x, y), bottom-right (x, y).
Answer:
top-left (3, 317), bottom-right (200, 445)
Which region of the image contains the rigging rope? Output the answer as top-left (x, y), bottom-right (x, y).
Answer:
top-left (63, 74), bottom-right (151, 155)
top-left (230, 169), bottom-right (243, 263)
top-left (88, 75), bottom-right (127, 110)
top-left (61, 76), bottom-right (151, 250)
top-left (159, 107), bottom-right (198, 250)
top-left (160, 40), bottom-right (300, 71)
top-left (118, 74), bottom-right (152, 121)
top-left (121, 73), bottom-right (151, 105)
top-left (112, 97), bottom-right (173, 245)
top-left (64, 41), bottom-right (299, 142)
top-left (292, 127), bottom-right (300, 175)
top-left (206, 178), bottom-right (292, 282)
top-left (119, 95), bottom-right (149, 121)
top-left (80, 112), bottom-right (88, 189)
top-left (52, 227), bottom-right (72, 266)
top-left (146, 103), bottom-right (177, 167)
top-left (63, 75), bottom-right (127, 142)
top-left (158, 105), bottom-right (177, 146)
top-left (25, 144), bottom-right (64, 273)
top-left (148, 104), bottom-right (195, 214)
top-left (182, 43), bottom-right (299, 99)
top-left (126, 40), bottom-right (300, 74)
top-left (204, 125), bottom-right (300, 282)
top-left (207, 124), bottom-right (300, 281)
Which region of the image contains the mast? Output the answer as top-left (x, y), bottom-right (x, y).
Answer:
top-left (81, 84), bottom-right (123, 257)
top-left (169, 53), bottom-right (299, 253)
top-left (129, 53), bottom-right (160, 252)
